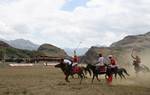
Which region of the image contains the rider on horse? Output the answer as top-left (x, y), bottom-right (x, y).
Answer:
top-left (72, 50), bottom-right (79, 66)
top-left (60, 58), bottom-right (72, 71)
top-left (107, 55), bottom-right (118, 85)
top-left (131, 49), bottom-right (150, 73)
top-left (60, 50), bottom-right (80, 73)
top-left (108, 55), bottom-right (118, 73)
top-left (131, 49), bottom-right (142, 67)
top-left (95, 53), bottom-right (106, 72)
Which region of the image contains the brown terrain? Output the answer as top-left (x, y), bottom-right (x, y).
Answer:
top-left (0, 64), bottom-right (150, 95)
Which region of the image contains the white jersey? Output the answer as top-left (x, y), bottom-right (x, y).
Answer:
top-left (96, 57), bottom-right (105, 66)
top-left (64, 59), bottom-right (72, 65)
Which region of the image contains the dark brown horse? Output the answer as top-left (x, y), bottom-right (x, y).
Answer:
top-left (86, 64), bottom-right (113, 83)
top-left (86, 64), bottom-right (130, 83)
top-left (55, 63), bottom-right (89, 84)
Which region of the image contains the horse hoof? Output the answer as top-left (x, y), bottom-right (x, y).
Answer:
top-left (65, 80), bottom-right (70, 83)
top-left (67, 81), bottom-right (70, 83)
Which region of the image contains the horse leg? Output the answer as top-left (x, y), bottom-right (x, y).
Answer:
top-left (79, 74), bottom-right (83, 84)
top-left (80, 71), bottom-right (85, 79)
top-left (123, 69), bottom-right (130, 76)
top-left (105, 74), bottom-right (108, 79)
top-left (121, 73), bottom-right (126, 79)
top-left (71, 75), bottom-right (74, 78)
top-left (84, 69), bottom-right (87, 75)
top-left (92, 75), bottom-right (95, 84)
top-left (65, 75), bottom-right (70, 82)
top-left (78, 73), bottom-right (85, 79)
top-left (83, 73), bottom-right (87, 78)
top-left (122, 73), bottom-right (126, 79)
top-left (118, 73), bottom-right (122, 79)
top-left (115, 73), bottom-right (117, 79)
top-left (96, 74), bottom-right (100, 82)
top-left (80, 69), bottom-right (86, 78)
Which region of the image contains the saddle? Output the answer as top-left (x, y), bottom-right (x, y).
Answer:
top-left (98, 66), bottom-right (106, 72)
top-left (72, 66), bottom-right (81, 73)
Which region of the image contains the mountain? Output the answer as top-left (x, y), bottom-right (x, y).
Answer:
top-left (64, 48), bottom-right (89, 56)
top-left (8, 39), bottom-right (39, 50)
top-left (81, 32), bottom-right (150, 64)
top-left (38, 44), bottom-right (68, 57)
top-left (0, 40), bottom-right (33, 59)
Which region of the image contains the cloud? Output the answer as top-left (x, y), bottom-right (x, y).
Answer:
top-left (0, 0), bottom-right (150, 48)
top-left (0, 0), bottom-right (67, 42)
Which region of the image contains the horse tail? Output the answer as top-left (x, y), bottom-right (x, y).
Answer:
top-left (123, 69), bottom-right (130, 76)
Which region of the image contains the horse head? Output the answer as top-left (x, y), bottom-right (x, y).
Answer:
top-left (55, 63), bottom-right (66, 68)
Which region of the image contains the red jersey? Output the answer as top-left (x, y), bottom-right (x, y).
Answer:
top-left (110, 59), bottom-right (116, 65)
top-left (73, 56), bottom-right (78, 63)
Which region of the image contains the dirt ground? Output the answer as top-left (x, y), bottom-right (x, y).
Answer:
top-left (0, 64), bottom-right (150, 95)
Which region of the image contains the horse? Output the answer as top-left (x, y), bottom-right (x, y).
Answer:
top-left (55, 62), bottom-right (90, 84)
top-left (86, 64), bottom-right (130, 83)
top-left (86, 64), bottom-right (113, 83)
top-left (133, 61), bottom-right (150, 74)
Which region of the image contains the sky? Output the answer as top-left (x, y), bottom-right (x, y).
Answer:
top-left (0, 0), bottom-right (150, 48)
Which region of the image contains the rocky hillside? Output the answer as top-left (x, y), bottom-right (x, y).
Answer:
top-left (0, 41), bottom-right (11, 48)
top-left (0, 41), bottom-right (68, 61)
top-left (80, 46), bottom-right (128, 64)
top-left (111, 32), bottom-right (150, 49)
top-left (38, 44), bottom-right (68, 57)
top-left (81, 32), bottom-right (150, 65)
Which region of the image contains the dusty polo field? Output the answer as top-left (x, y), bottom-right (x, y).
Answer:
top-left (0, 64), bottom-right (150, 95)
